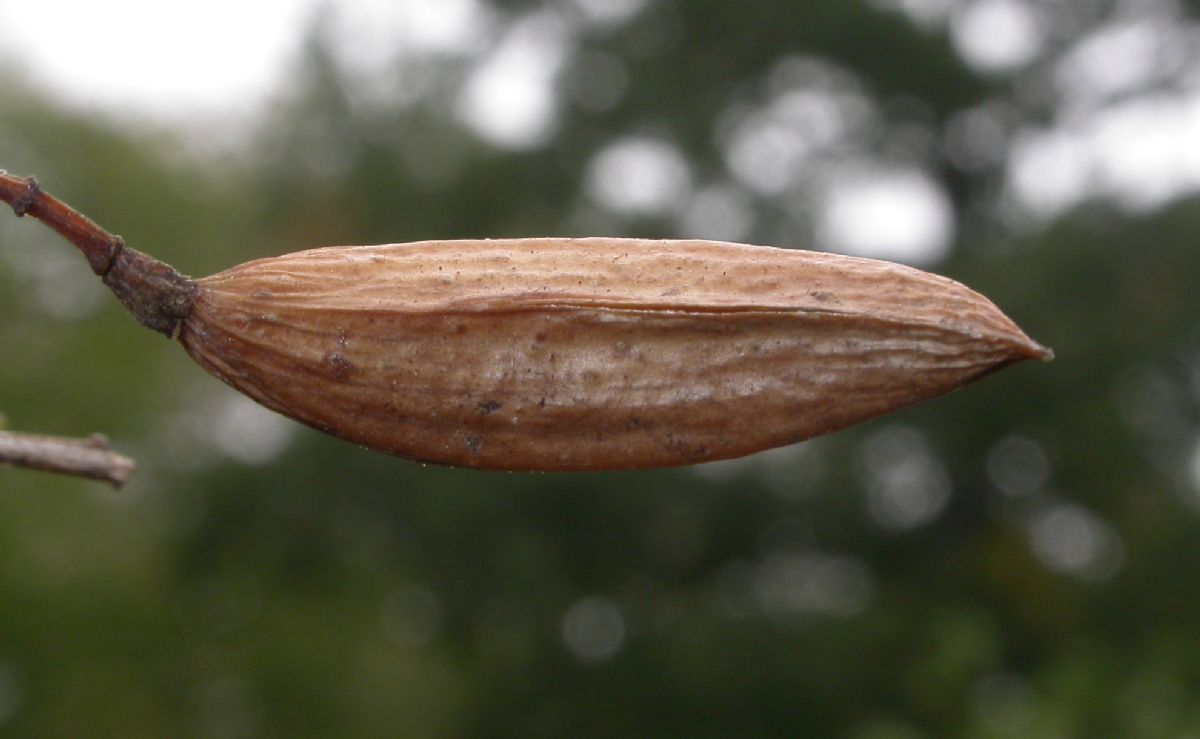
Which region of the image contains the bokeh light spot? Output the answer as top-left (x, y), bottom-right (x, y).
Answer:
top-left (986, 434), bottom-right (1050, 497)
top-left (1028, 503), bottom-right (1124, 581)
top-left (457, 13), bottom-right (569, 149)
top-left (859, 426), bottom-right (953, 530)
top-left (211, 396), bottom-right (295, 466)
top-left (678, 185), bottom-right (754, 242)
top-left (566, 0), bottom-right (649, 29)
top-left (753, 552), bottom-right (874, 617)
top-left (561, 596), bottom-right (626, 664)
top-left (586, 136), bottom-right (692, 216)
top-left (1057, 19), bottom-right (1170, 107)
top-left (380, 586), bottom-right (444, 648)
top-left (819, 167), bottom-right (953, 267)
top-left (950, 0), bottom-right (1044, 74)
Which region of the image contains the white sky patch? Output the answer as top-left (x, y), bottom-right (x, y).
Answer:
top-left (586, 136), bottom-right (693, 216)
top-left (818, 167), bottom-right (953, 266)
top-left (0, 0), bottom-right (492, 120)
top-left (950, 0), bottom-right (1044, 74)
top-left (0, 0), bottom-right (313, 117)
top-left (456, 12), bottom-right (572, 149)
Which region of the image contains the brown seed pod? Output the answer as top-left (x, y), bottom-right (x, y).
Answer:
top-left (1, 173), bottom-right (1050, 471)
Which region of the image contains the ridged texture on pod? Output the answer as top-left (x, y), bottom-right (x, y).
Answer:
top-left (179, 238), bottom-right (1048, 470)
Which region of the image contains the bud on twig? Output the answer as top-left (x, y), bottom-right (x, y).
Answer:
top-left (0, 172), bottom-right (1050, 473)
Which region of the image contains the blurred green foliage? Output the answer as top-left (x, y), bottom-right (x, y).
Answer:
top-left (2, 1), bottom-right (1200, 737)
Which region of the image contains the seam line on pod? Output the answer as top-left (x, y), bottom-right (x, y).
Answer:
top-left (190, 301), bottom-right (1044, 365)
top-left (256, 302), bottom-right (1030, 349)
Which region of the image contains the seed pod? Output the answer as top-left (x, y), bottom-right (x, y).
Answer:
top-left (182, 238), bottom-right (1049, 469)
top-left (1, 174), bottom-right (1050, 471)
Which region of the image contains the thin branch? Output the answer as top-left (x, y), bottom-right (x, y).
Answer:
top-left (0, 169), bottom-right (124, 275)
top-left (0, 429), bottom-right (135, 488)
top-left (0, 170), bottom-right (196, 336)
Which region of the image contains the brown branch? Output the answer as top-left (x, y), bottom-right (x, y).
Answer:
top-left (0, 170), bottom-right (125, 276)
top-left (0, 429), bottom-right (135, 488)
top-left (0, 170), bottom-right (197, 336)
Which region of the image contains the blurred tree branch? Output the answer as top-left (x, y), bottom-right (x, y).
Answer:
top-left (0, 429), bottom-right (135, 488)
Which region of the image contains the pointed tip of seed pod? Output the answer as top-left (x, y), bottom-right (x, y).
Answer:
top-left (982, 314), bottom-right (1052, 364)
top-left (980, 304), bottom-right (1051, 363)
top-left (1020, 332), bottom-right (1054, 362)
top-left (1011, 335), bottom-right (1053, 362)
